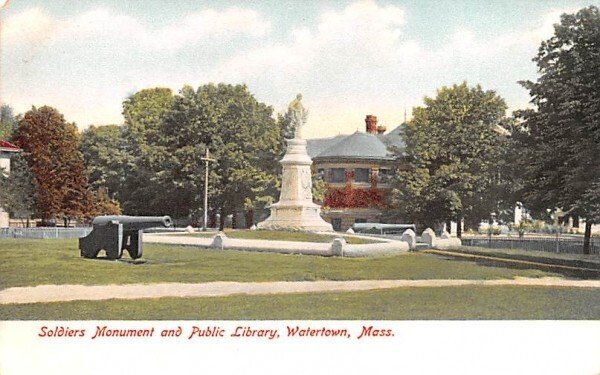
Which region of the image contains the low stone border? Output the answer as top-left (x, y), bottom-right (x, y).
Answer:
top-left (421, 228), bottom-right (462, 249)
top-left (145, 228), bottom-right (461, 257)
top-left (145, 233), bottom-right (409, 257)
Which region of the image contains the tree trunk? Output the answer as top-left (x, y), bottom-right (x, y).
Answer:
top-left (583, 221), bottom-right (592, 255)
top-left (245, 209), bottom-right (254, 229)
top-left (456, 218), bottom-right (462, 239)
top-left (219, 207), bottom-right (226, 231)
top-left (232, 212), bottom-right (237, 229)
top-left (445, 220), bottom-right (451, 234)
top-left (209, 211), bottom-right (217, 229)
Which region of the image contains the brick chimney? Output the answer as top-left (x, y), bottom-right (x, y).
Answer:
top-left (377, 125), bottom-right (386, 134)
top-left (365, 115), bottom-right (378, 134)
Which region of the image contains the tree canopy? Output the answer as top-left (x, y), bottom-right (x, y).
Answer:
top-left (159, 83), bottom-right (281, 226)
top-left (81, 124), bottom-right (132, 202)
top-left (119, 88), bottom-right (175, 214)
top-left (516, 6), bottom-right (600, 253)
top-left (86, 84), bottom-right (281, 227)
top-left (389, 82), bottom-right (512, 234)
top-left (0, 105), bottom-right (18, 140)
top-left (0, 154), bottom-right (36, 221)
top-left (13, 106), bottom-right (93, 221)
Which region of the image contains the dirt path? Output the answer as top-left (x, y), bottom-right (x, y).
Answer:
top-left (1, 277), bottom-right (599, 305)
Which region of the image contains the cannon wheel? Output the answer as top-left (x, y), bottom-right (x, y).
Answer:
top-left (128, 247), bottom-right (142, 259)
top-left (127, 232), bottom-right (143, 259)
top-left (105, 247), bottom-right (122, 260)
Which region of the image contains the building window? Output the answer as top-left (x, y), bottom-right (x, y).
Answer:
top-left (355, 218), bottom-right (367, 224)
top-left (378, 168), bottom-right (391, 183)
top-left (354, 168), bottom-right (370, 183)
top-left (331, 168), bottom-right (345, 183)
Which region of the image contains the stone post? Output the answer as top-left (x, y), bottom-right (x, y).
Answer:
top-left (211, 233), bottom-right (228, 250)
top-left (331, 237), bottom-right (346, 256)
top-left (402, 229), bottom-right (416, 250)
top-left (421, 228), bottom-right (436, 247)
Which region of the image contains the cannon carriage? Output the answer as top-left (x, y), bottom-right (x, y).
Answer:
top-left (79, 215), bottom-right (172, 260)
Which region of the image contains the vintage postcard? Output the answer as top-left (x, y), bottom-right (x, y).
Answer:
top-left (1, 0), bottom-right (599, 374)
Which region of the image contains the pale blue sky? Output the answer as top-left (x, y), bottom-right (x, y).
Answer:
top-left (1, 0), bottom-right (597, 138)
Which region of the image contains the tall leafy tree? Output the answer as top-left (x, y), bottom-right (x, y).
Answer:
top-left (0, 104), bottom-right (18, 140)
top-left (86, 84), bottom-right (282, 226)
top-left (0, 154), bottom-right (36, 224)
top-left (389, 83), bottom-right (511, 235)
top-left (160, 83), bottom-right (281, 228)
top-left (516, 6), bottom-right (600, 253)
top-left (123, 88), bottom-right (174, 148)
top-left (120, 88), bottom-right (174, 214)
top-left (90, 189), bottom-right (122, 216)
top-left (81, 124), bottom-right (132, 200)
top-left (13, 106), bottom-right (92, 223)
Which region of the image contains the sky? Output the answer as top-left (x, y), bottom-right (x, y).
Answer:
top-left (1, 0), bottom-right (598, 138)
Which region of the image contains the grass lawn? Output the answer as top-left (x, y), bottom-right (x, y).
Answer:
top-left (1, 286), bottom-right (598, 320)
top-left (191, 229), bottom-right (378, 244)
top-left (435, 247), bottom-right (600, 279)
top-left (0, 239), bottom-right (558, 289)
top-left (186, 231), bottom-right (216, 237)
top-left (447, 246), bottom-right (600, 266)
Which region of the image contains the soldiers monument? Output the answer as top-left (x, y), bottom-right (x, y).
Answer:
top-left (257, 94), bottom-right (334, 232)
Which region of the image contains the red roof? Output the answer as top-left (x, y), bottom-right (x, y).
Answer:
top-left (0, 139), bottom-right (21, 152)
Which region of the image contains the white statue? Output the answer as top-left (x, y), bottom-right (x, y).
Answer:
top-left (288, 93), bottom-right (308, 139)
top-left (256, 94), bottom-right (333, 232)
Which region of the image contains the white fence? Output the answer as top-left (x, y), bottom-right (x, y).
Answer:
top-left (0, 227), bottom-right (186, 239)
top-left (0, 227), bottom-right (92, 239)
top-left (462, 236), bottom-right (599, 255)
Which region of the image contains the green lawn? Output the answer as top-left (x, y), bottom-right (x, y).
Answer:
top-left (186, 231), bottom-right (216, 237)
top-left (2, 286), bottom-right (598, 320)
top-left (191, 229), bottom-right (378, 244)
top-left (0, 239), bottom-right (558, 289)
top-left (446, 246), bottom-right (600, 267)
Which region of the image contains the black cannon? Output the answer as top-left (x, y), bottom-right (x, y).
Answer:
top-left (79, 215), bottom-right (172, 260)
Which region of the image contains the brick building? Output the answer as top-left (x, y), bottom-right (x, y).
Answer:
top-left (307, 115), bottom-right (406, 231)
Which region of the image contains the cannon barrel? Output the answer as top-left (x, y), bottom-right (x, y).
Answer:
top-left (80, 215), bottom-right (172, 260)
top-left (91, 215), bottom-right (172, 230)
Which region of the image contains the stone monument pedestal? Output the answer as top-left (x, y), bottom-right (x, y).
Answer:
top-left (257, 139), bottom-right (333, 232)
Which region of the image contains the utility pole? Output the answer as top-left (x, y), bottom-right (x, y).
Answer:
top-left (201, 148), bottom-right (215, 231)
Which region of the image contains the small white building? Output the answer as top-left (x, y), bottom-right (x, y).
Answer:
top-left (0, 139), bottom-right (21, 227)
